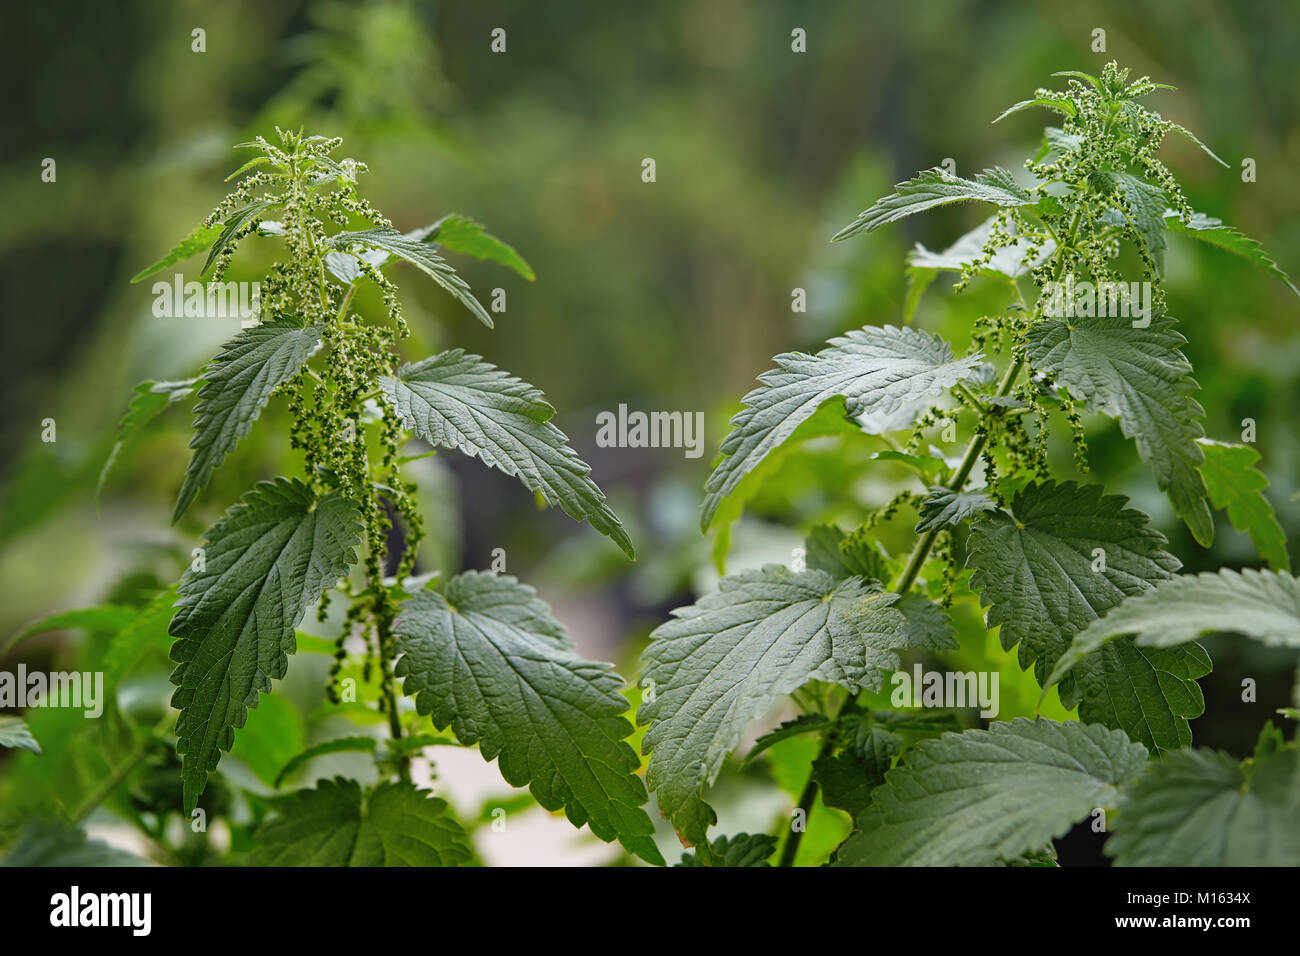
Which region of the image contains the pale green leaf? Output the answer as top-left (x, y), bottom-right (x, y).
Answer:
top-left (1197, 439), bottom-right (1290, 571)
top-left (0, 716), bottom-right (40, 754)
top-left (833, 167), bottom-right (1036, 241)
top-left (415, 214), bottom-right (535, 281)
top-left (130, 224), bottom-right (224, 283)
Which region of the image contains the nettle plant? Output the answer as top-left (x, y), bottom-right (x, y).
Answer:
top-left (634, 62), bottom-right (1300, 867)
top-left (117, 129), bottom-right (665, 865)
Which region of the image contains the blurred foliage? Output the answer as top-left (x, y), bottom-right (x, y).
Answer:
top-left (1, 0), bottom-right (1297, 864)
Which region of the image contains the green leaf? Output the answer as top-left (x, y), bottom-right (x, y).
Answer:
top-left (380, 349), bottom-right (632, 557)
top-left (1049, 569), bottom-right (1300, 688)
top-left (1165, 212), bottom-right (1300, 297)
top-left (416, 214), bottom-right (535, 281)
top-left (834, 718), bottom-right (1148, 866)
top-left (0, 716), bottom-right (40, 754)
top-left (1107, 746), bottom-right (1300, 866)
top-left (637, 566), bottom-right (907, 836)
top-left (804, 524), bottom-right (888, 582)
top-left (744, 714), bottom-right (832, 761)
top-left (1165, 122), bottom-right (1229, 168)
top-left (202, 199), bottom-right (279, 276)
top-left (967, 481), bottom-right (1206, 753)
top-left (833, 167), bottom-right (1036, 241)
top-left (1051, 69), bottom-right (1101, 90)
top-left (895, 592), bottom-right (959, 652)
top-left (228, 692), bottom-right (305, 788)
top-left (330, 226), bottom-right (493, 326)
top-left (1, 819), bottom-right (150, 866)
top-left (677, 832), bottom-right (777, 867)
top-left (992, 97), bottom-right (1077, 123)
top-left (98, 379), bottom-right (198, 505)
top-left (1111, 172), bottom-right (1168, 265)
top-left (173, 321), bottom-right (321, 522)
top-left (4, 604), bottom-right (136, 656)
top-left (1197, 439), bottom-right (1290, 571)
top-left (914, 486), bottom-right (996, 534)
top-left (275, 737), bottom-right (378, 788)
top-left (393, 571), bottom-right (662, 865)
top-left (1025, 316), bottom-right (1212, 545)
top-left (250, 778), bottom-right (472, 866)
top-left (103, 587), bottom-right (178, 683)
top-left (169, 478), bottom-right (363, 813)
top-left (702, 325), bottom-right (983, 530)
top-left (130, 224), bottom-right (224, 283)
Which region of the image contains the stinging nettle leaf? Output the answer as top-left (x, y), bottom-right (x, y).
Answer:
top-left (991, 96), bottom-right (1078, 124)
top-left (169, 478), bottom-right (362, 812)
top-left (637, 566), bottom-right (907, 836)
top-left (202, 198), bottom-right (279, 276)
top-left (98, 378), bottom-right (198, 506)
top-left (1165, 212), bottom-right (1300, 297)
top-left (1049, 568), bottom-right (1300, 688)
top-left (677, 832), bottom-right (778, 867)
top-left (966, 481), bottom-right (1206, 753)
top-left (330, 226), bottom-right (494, 326)
top-left (380, 349), bottom-right (633, 557)
top-left (415, 214), bottom-right (536, 281)
top-left (130, 224), bottom-right (224, 284)
top-left (702, 325), bottom-right (983, 530)
top-left (914, 486), bottom-right (997, 534)
top-left (834, 718), bottom-right (1148, 866)
top-left (832, 167), bottom-right (1036, 241)
top-left (1107, 746), bottom-right (1300, 866)
top-left (251, 778), bottom-right (472, 866)
top-left (1025, 315), bottom-right (1213, 545)
top-left (393, 571), bottom-right (663, 865)
top-left (1197, 439), bottom-right (1290, 572)
top-left (0, 715), bottom-right (40, 754)
top-left (173, 321), bottom-right (320, 523)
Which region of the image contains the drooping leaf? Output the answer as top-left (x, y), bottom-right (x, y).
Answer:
top-left (637, 566), bottom-right (907, 836)
top-left (914, 486), bottom-right (997, 534)
top-left (1197, 439), bottom-right (1290, 571)
top-left (130, 224), bottom-right (224, 283)
top-left (677, 832), bottom-right (778, 867)
top-left (275, 737), bottom-right (379, 788)
top-left (416, 214), bottom-right (535, 281)
top-left (1049, 569), bottom-right (1300, 688)
top-left (834, 718), bottom-right (1147, 866)
top-left (202, 198), bottom-right (279, 276)
top-left (173, 321), bottom-right (321, 522)
top-left (1107, 746), bottom-right (1300, 866)
top-left (169, 478), bottom-right (362, 812)
top-left (967, 481), bottom-right (1205, 752)
top-left (1026, 316), bottom-right (1212, 545)
top-left (329, 226), bottom-right (494, 326)
top-left (1, 819), bottom-right (151, 866)
top-left (1164, 122), bottom-right (1229, 169)
top-left (702, 326), bottom-right (983, 530)
top-left (0, 716), bottom-right (40, 754)
top-left (1165, 212), bottom-right (1299, 296)
top-left (744, 714), bottom-right (832, 762)
top-left (98, 379), bottom-right (199, 505)
top-left (392, 572), bottom-right (662, 865)
top-left (1110, 172), bottom-right (1168, 265)
top-left (250, 778), bottom-right (471, 866)
top-left (380, 349), bottom-right (632, 557)
top-left (833, 167), bottom-right (1036, 241)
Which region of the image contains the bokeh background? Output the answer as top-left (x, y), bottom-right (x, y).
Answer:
top-left (2, 0), bottom-right (1298, 865)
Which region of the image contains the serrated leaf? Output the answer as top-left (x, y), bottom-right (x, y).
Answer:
top-left (98, 379), bottom-right (198, 505)
top-left (1110, 172), bottom-right (1168, 265)
top-left (637, 566), bottom-right (907, 834)
top-left (1165, 212), bottom-right (1300, 296)
top-left (833, 167), bottom-right (1036, 241)
top-left (803, 524), bottom-right (888, 582)
top-left (1026, 316), bottom-right (1212, 545)
top-left (169, 478), bottom-right (362, 812)
top-left (417, 214), bottom-right (535, 281)
top-left (1165, 122), bottom-right (1229, 168)
top-left (834, 718), bottom-right (1148, 866)
top-left (992, 97), bottom-right (1077, 123)
top-left (250, 778), bottom-right (471, 866)
top-left (0, 716), bottom-right (40, 754)
top-left (1, 820), bottom-right (150, 866)
top-left (393, 571), bottom-right (662, 864)
top-left (202, 199), bottom-right (279, 276)
top-left (1049, 569), bottom-right (1300, 688)
top-left (1197, 439), bottom-right (1290, 571)
top-left (130, 224), bottom-right (224, 283)
top-left (702, 326), bottom-right (983, 530)
top-left (895, 592), bottom-right (959, 652)
top-left (967, 481), bottom-right (1204, 753)
top-left (745, 714), bottom-right (832, 761)
top-left (274, 737), bottom-right (378, 788)
top-left (329, 227), bottom-right (493, 326)
top-left (173, 321), bottom-right (320, 522)
top-left (677, 832), bottom-right (778, 867)
top-left (914, 486), bottom-right (996, 534)
top-left (380, 350), bottom-right (632, 557)
top-left (1107, 746), bottom-right (1300, 866)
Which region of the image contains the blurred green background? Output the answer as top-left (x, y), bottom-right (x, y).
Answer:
top-left (2, 0), bottom-right (1298, 864)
